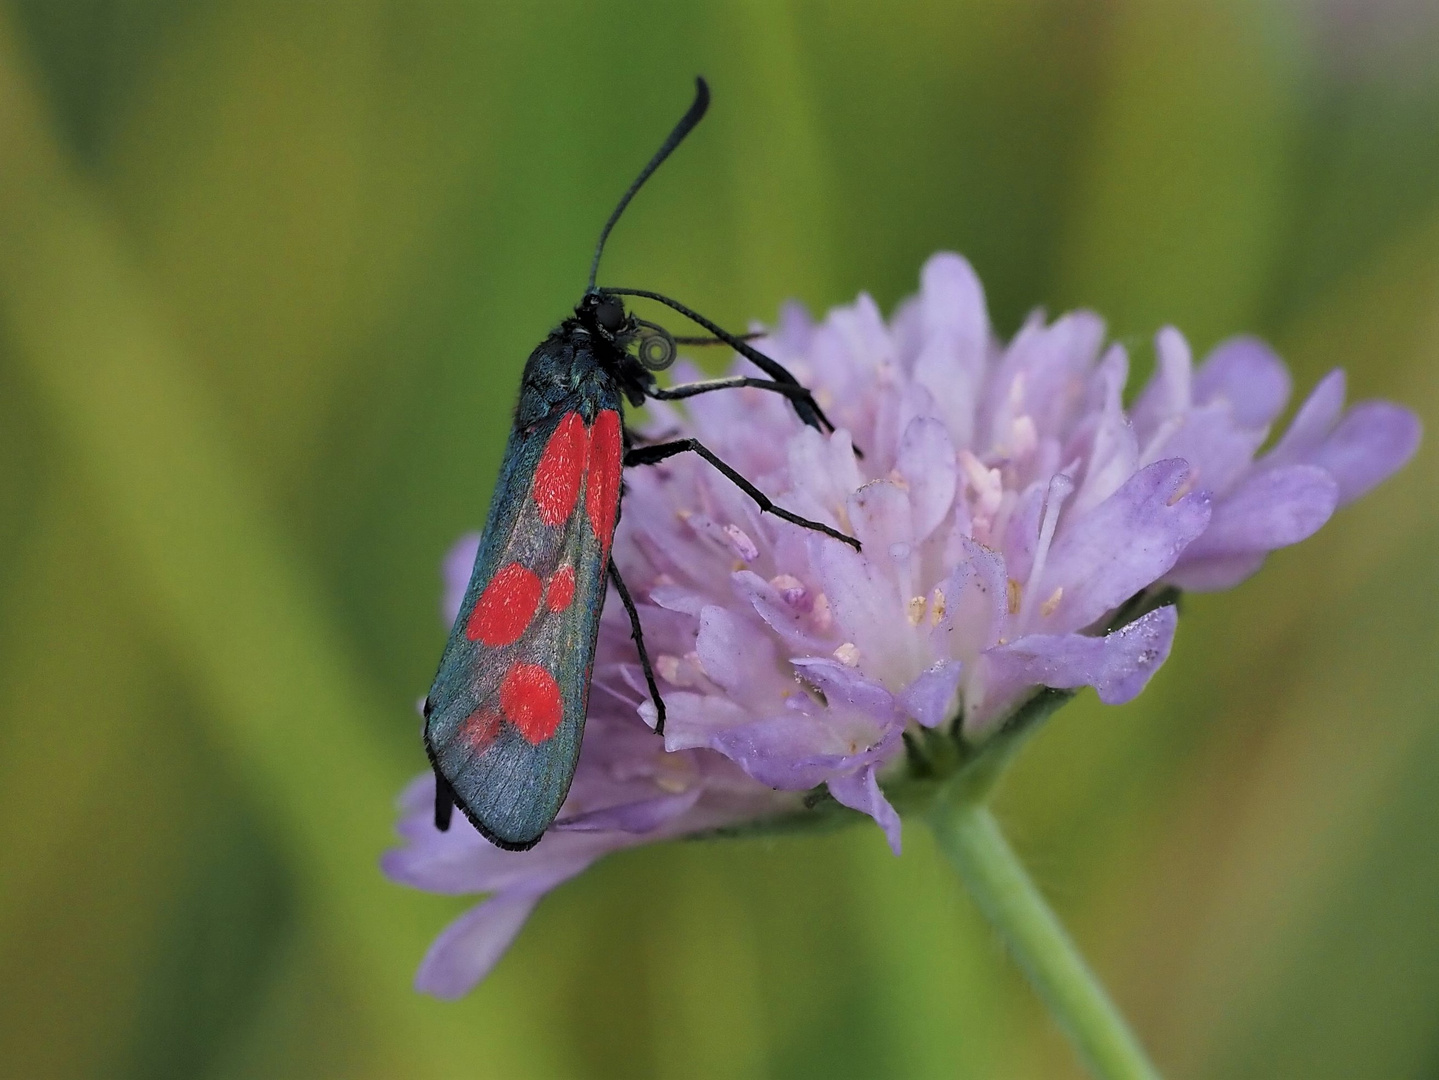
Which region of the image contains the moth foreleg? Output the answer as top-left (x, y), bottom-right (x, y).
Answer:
top-left (608, 557), bottom-right (667, 737)
top-left (624, 438), bottom-right (861, 551)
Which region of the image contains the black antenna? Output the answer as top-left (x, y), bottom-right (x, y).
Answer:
top-left (587, 77), bottom-right (710, 292)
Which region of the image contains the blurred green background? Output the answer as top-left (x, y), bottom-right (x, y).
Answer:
top-left (0, 2), bottom-right (1435, 1078)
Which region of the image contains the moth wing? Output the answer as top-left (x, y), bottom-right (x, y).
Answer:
top-left (424, 404), bottom-right (624, 850)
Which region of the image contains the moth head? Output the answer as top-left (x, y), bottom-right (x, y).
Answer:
top-left (579, 291), bottom-right (629, 341)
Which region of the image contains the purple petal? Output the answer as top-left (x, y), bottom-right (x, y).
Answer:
top-left (968, 606), bottom-right (1177, 735)
top-left (441, 533), bottom-right (481, 626)
top-left (1309, 402), bottom-right (1422, 505)
top-left (912, 254), bottom-right (990, 447)
top-left (731, 570), bottom-right (829, 651)
top-left (1071, 348), bottom-right (1139, 514)
top-left (899, 659), bottom-right (964, 728)
top-left (1265, 370), bottom-right (1347, 467)
top-left (554, 789), bottom-right (701, 834)
top-left (1132, 327), bottom-right (1194, 439)
top-left (1000, 481), bottom-right (1046, 585)
top-left (810, 525), bottom-right (916, 681)
top-left (791, 657), bottom-right (900, 718)
top-left (1181, 464), bottom-right (1337, 560)
top-left (695, 605), bottom-right (779, 700)
top-left (710, 715), bottom-right (864, 790)
top-left (786, 427), bottom-right (864, 528)
top-left (709, 663), bottom-right (901, 790)
top-left (1035, 460), bottom-right (1211, 632)
top-left (1193, 336), bottom-right (1291, 427)
top-left (828, 765), bottom-right (902, 855)
top-left (657, 692), bottom-right (752, 752)
top-left (1141, 402), bottom-right (1267, 496)
top-left (415, 891), bottom-right (543, 999)
top-left (936, 539), bottom-right (1009, 659)
top-left (896, 417), bottom-right (958, 541)
top-left (382, 828), bottom-right (505, 895)
top-left (1165, 551), bottom-right (1268, 592)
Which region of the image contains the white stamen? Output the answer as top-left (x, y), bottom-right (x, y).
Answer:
top-left (960, 451), bottom-right (1004, 517)
top-left (1020, 474), bottom-right (1074, 626)
top-left (1009, 415), bottom-right (1038, 459)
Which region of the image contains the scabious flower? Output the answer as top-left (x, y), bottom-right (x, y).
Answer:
top-left (384, 253), bottom-right (1420, 998)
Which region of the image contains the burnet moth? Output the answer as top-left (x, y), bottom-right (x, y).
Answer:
top-left (423, 77), bottom-right (859, 851)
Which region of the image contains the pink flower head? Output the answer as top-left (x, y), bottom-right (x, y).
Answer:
top-left (384, 253), bottom-right (1419, 997)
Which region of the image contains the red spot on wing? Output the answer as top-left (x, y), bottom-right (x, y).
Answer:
top-left (533, 412), bottom-right (588, 526)
top-left (465, 562), bottom-right (542, 645)
top-left (499, 662), bottom-right (564, 745)
top-left (460, 708), bottom-right (502, 752)
top-left (546, 564), bottom-right (576, 611)
top-left (586, 409), bottom-right (622, 554)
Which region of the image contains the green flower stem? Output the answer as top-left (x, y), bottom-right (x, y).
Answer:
top-left (929, 794), bottom-right (1162, 1080)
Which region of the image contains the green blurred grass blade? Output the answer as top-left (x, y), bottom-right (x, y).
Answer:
top-left (0, 13), bottom-right (559, 1078)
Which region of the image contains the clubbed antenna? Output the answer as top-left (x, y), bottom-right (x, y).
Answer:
top-left (587, 77), bottom-right (710, 292)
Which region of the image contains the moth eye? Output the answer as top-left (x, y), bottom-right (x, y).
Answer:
top-left (595, 296), bottom-right (625, 334)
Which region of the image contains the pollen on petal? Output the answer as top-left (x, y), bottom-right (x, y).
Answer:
top-left (534, 413), bottom-right (589, 526)
top-left (586, 409), bottom-right (623, 551)
top-left (466, 563), bottom-right (543, 646)
top-left (546, 564), bottom-right (576, 611)
top-left (500, 662), bottom-right (564, 745)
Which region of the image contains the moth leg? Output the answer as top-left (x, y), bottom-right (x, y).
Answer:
top-left (624, 438), bottom-right (861, 551)
top-left (648, 375), bottom-right (864, 459)
top-left (608, 557), bottom-right (667, 737)
top-left (433, 766), bottom-right (456, 832)
top-left (623, 424), bottom-right (681, 450)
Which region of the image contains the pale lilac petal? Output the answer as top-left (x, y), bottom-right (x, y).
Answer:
top-left (441, 533), bottom-right (481, 625)
top-left (1070, 347), bottom-right (1139, 514)
top-left (1180, 464), bottom-right (1337, 559)
top-left (1308, 401), bottom-right (1422, 505)
top-left (936, 540), bottom-right (1009, 660)
top-left (659, 692), bottom-right (751, 751)
top-left (828, 766), bottom-right (902, 855)
top-left (710, 715), bottom-right (872, 790)
top-left (1194, 337), bottom-right (1291, 426)
top-left (554, 789), bottom-right (701, 833)
top-left (415, 892), bottom-right (544, 999)
top-left (790, 657), bottom-right (899, 718)
top-left (898, 660), bottom-right (963, 728)
top-left (811, 519), bottom-right (919, 683)
top-left (911, 253), bottom-right (989, 447)
top-left (896, 417), bottom-right (958, 541)
top-left (968, 606), bottom-right (1177, 735)
top-left (1141, 403), bottom-right (1267, 496)
top-left (695, 605), bottom-right (779, 702)
top-left (1165, 551), bottom-right (1268, 592)
top-left (731, 570), bottom-right (830, 651)
top-left (1265, 369), bottom-right (1347, 467)
top-left (984, 311), bottom-right (1106, 444)
top-left (1035, 460), bottom-right (1211, 632)
top-left (1132, 327), bottom-right (1194, 438)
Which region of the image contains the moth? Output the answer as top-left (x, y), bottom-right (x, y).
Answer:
top-left (423, 78), bottom-right (858, 850)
